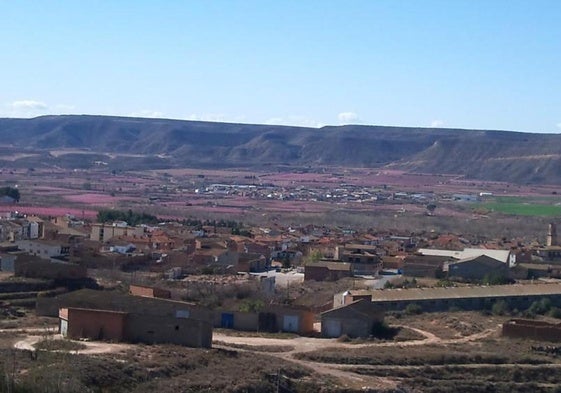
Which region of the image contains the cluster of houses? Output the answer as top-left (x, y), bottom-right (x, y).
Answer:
top-left (175, 178), bottom-right (483, 206)
top-left (3, 210), bottom-right (561, 346)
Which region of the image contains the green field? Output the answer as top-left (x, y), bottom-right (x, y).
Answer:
top-left (479, 196), bottom-right (561, 216)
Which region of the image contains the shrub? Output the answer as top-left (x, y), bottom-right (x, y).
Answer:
top-left (492, 300), bottom-right (510, 316)
top-left (337, 334), bottom-right (351, 342)
top-left (548, 307), bottom-right (561, 319)
top-left (370, 321), bottom-right (399, 339)
top-left (528, 298), bottom-right (552, 315)
top-left (404, 303), bottom-right (423, 315)
top-left (238, 299), bottom-right (264, 313)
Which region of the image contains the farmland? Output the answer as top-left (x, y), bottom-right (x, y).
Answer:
top-left (480, 196), bottom-right (561, 216)
top-left (1, 164), bottom-right (560, 239)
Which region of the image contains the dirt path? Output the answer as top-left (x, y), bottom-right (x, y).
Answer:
top-left (13, 334), bottom-right (131, 355)
top-left (212, 324), bottom-right (498, 390)
top-left (211, 324), bottom-right (495, 353)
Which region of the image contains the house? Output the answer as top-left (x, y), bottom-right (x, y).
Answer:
top-left (304, 261), bottom-right (352, 282)
top-left (402, 254), bottom-right (450, 278)
top-left (109, 243), bottom-right (136, 254)
top-left (16, 239), bottom-right (71, 261)
top-left (90, 222), bottom-right (144, 242)
top-left (321, 299), bottom-right (384, 338)
top-left (237, 253), bottom-right (268, 273)
top-left (333, 291), bottom-right (373, 307)
top-left (192, 238), bottom-right (239, 268)
top-left (444, 254), bottom-right (510, 281)
top-left (271, 249), bottom-right (302, 265)
top-left (334, 244), bottom-right (382, 276)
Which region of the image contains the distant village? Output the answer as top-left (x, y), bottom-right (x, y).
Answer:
top-left (160, 178), bottom-right (486, 206)
top-left (1, 207), bottom-right (561, 347)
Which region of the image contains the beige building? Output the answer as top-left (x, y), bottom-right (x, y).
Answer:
top-left (90, 223), bottom-right (144, 242)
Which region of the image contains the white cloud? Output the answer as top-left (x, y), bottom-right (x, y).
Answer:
top-left (430, 119), bottom-right (444, 128)
top-left (184, 114), bottom-right (248, 124)
top-left (556, 123), bottom-right (561, 130)
top-left (265, 116), bottom-right (323, 128)
top-left (186, 113), bottom-right (228, 122)
top-left (129, 110), bottom-right (165, 118)
top-left (338, 112), bottom-right (359, 125)
top-left (11, 100), bottom-right (48, 110)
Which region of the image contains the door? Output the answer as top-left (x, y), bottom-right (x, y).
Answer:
top-left (282, 315), bottom-right (299, 333)
top-left (258, 312), bottom-right (277, 332)
top-left (221, 313), bottom-right (234, 329)
top-left (323, 319), bottom-right (342, 338)
top-left (60, 319), bottom-right (68, 337)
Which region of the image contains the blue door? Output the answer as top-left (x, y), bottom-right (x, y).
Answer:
top-left (221, 313), bottom-right (234, 328)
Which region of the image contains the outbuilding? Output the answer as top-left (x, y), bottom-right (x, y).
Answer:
top-left (321, 299), bottom-right (384, 338)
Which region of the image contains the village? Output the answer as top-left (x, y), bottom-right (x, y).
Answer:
top-left (1, 208), bottom-right (561, 347)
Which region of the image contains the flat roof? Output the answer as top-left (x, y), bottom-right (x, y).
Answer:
top-left (417, 248), bottom-right (510, 263)
top-left (350, 283), bottom-right (561, 302)
top-left (308, 262), bottom-right (351, 271)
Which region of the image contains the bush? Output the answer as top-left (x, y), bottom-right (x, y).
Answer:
top-left (201, 267), bottom-right (215, 275)
top-left (238, 299), bottom-right (264, 313)
top-left (528, 298), bottom-right (552, 315)
top-left (370, 321), bottom-right (399, 339)
top-left (337, 334), bottom-right (351, 342)
top-left (548, 307), bottom-right (561, 319)
top-left (482, 272), bottom-right (512, 285)
top-left (404, 303), bottom-right (423, 315)
top-left (492, 300), bottom-right (510, 316)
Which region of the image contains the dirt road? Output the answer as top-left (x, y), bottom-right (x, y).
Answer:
top-left (212, 325), bottom-right (498, 390)
top-left (14, 334), bottom-right (131, 355)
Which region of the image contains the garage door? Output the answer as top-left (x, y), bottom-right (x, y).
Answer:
top-left (323, 319), bottom-right (342, 338)
top-left (221, 313), bottom-right (234, 329)
top-left (283, 315), bottom-right (299, 332)
top-left (60, 319), bottom-right (68, 337)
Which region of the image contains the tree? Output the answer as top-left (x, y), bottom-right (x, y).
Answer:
top-left (303, 250), bottom-right (322, 265)
top-left (426, 203), bottom-right (437, 215)
top-left (0, 187), bottom-right (20, 202)
top-left (96, 209), bottom-right (158, 226)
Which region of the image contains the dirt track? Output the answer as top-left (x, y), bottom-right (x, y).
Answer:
top-left (11, 323), bottom-right (500, 391)
top-left (212, 325), bottom-right (499, 390)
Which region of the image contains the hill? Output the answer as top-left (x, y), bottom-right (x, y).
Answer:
top-left (1, 115), bottom-right (560, 184)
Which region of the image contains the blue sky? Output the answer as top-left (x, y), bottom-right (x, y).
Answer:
top-left (1, 1), bottom-right (560, 132)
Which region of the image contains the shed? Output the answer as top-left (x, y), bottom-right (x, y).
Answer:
top-left (321, 299), bottom-right (384, 338)
top-left (59, 307), bottom-right (127, 341)
top-left (304, 261), bottom-right (352, 281)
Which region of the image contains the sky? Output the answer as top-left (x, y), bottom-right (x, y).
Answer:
top-left (1, 0), bottom-right (560, 133)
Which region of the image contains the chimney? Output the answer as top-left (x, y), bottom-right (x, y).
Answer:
top-left (547, 223), bottom-right (558, 247)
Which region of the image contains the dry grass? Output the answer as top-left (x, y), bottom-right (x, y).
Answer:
top-left (387, 311), bottom-right (507, 339)
top-left (34, 338), bottom-right (87, 352)
top-left (213, 341), bottom-right (295, 353)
